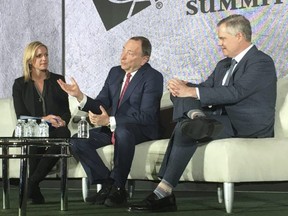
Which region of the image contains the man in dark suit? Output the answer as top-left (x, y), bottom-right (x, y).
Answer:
top-left (57, 36), bottom-right (163, 207)
top-left (128, 15), bottom-right (277, 212)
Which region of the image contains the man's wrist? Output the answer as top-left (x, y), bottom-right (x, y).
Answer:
top-left (106, 118), bottom-right (111, 127)
top-left (77, 92), bottom-right (84, 102)
top-left (190, 87), bottom-right (198, 99)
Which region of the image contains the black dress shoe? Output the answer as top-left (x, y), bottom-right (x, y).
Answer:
top-left (104, 185), bottom-right (127, 207)
top-left (85, 183), bottom-right (112, 204)
top-left (128, 192), bottom-right (177, 212)
top-left (29, 194), bottom-right (45, 205)
top-left (180, 117), bottom-right (223, 141)
top-left (28, 182), bottom-right (45, 204)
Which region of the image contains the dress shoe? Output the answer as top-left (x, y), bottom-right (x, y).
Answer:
top-left (180, 117), bottom-right (223, 141)
top-left (29, 193), bottom-right (45, 204)
top-left (85, 183), bottom-right (112, 204)
top-left (128, 192), bottom-right (177, 212)
top-left (104, 185), bottom-right (127, 207)
top-left (28, 182), bottom-right (45, 204)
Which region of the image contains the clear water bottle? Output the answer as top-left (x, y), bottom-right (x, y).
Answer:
top-left (15, 119), bottom-right (24, 137)
top-left (24, 119), bottom-right (33, 137)
top-left (30, 119), bottom-right (39, 137)
top-left (78, 116), bottom-right (89, 138)
top-left (38, 119), bottom-right (49, 137)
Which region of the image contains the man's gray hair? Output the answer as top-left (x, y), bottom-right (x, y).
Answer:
top-left (217, 14), bottom-right (252, 42)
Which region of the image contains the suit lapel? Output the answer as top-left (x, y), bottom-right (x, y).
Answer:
top-left (111, 72), bottom-right (125, 114)
top-left (117, 65), bottom-right (148, 107)
top-left (232, 45), bottom-right (258, 82)
top-left (217, 59), bottom-right (231, 86)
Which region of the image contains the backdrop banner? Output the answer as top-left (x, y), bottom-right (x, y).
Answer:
top-left (65, 0), bottom-right (288, 97)
top-left (0, 0), bottom-right (287, 98)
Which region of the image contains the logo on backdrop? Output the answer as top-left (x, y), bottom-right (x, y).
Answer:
top-left (186, 0), bottom-right (284, 15)
top-left (92, 0), bottom-right (163, 30)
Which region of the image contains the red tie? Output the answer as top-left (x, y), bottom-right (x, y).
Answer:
top-left (111, 73), bottom-right (132, 144)
top-left (118, 73), bottom-right (132, 107)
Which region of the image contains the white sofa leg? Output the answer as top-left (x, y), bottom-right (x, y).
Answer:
top-left (217, 184), bottom-right (223, 203)
top-left (127, 180), bottom-right (135, 198)
top-left (82, 177), bottom-right (89, 202)
top-left (223, 182), bottom-right (234, 213)
top-left (96, 184), bottom-right (102, 192)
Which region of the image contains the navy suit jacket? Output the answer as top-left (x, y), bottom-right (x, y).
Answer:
top-left (199, 45), bottom-right (277, 138)
top-left (158, 46), bottom-right (277, 180)
top-left (82, 63), bottom-right (163, 140)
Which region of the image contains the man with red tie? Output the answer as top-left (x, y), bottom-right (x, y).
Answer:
top-left (57, 36), bottom-right (163, 207)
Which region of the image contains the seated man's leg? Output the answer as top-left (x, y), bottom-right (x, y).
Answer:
top-left (128, 122), bottom-right (194, 212)
top-left (128, 115), bottom-right (234, 212)
top-left (70, 127), bottom-right (114, 204)
top-left (105, 124), bottom-right (148, 207)
top-left (159, 123), bottom-right (198, 187)
top-left (70, 127), bottom-right (112, 185)
top-left (171, 95), bottom-right (224, 141)
top-left (171, 95), bottom-right (203, 121)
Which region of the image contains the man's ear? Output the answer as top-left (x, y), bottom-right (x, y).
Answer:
top-left (236, 32), bottom-right (244, 41)
top-left (141, 56), bottom-right (149, 65)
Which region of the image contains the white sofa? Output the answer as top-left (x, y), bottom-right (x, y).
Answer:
top-left (1, 78), bottom-right (288, 213)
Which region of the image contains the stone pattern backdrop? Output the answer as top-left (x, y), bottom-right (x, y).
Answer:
top-left (1, 0), bottom-right (288, 99)
top-left (64, 0), bottom-right (288, 98)
top-left (0, 0), bottom-right (62, 98)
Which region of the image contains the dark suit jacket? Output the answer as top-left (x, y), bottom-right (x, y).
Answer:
top-left (82, 63), bottom-right (164, 140)
top-left (158, 46), bottom-right (277, 180)
top-left (12, 72), bottom-right (71, 125)
top-left (199, 45), bottom-right (277, 138)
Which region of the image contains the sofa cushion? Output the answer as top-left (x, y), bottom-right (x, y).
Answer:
top-left (0, 98), bottom-right (17, 137)
top-left (274, 78), bottom-right (288, 138)
top-left (68, 78), bottom-right (288, 183)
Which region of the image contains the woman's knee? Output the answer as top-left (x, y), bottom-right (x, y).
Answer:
top-left (50, 126), bottom-right (71, 138)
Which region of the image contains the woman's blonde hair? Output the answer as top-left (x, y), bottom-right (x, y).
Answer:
top-left (23, 41), bottom-right (48, 81)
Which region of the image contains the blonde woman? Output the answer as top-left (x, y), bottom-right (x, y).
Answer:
top-left (12, 41), bottom-right (71, 204)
